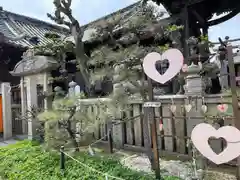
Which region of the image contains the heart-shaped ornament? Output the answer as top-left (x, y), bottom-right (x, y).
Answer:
top-left (191, 123), bottom-right (240, 164)
top-left (198, 61), bottom-right (203, 69)
top-left (159, 119), bottom-right (163, 132)
top-left (182, 64), bottom-right (188, 72)
top-left (143, 49), bottom-right (183, 84)
top-left (217, 104), bottom-right (228, 113)
top-left (201, 105), bottom-right (208, 113)
top-left (185, 104), bottom-right (192, 112)
top-left (170, 105), bottom-right (176, 113)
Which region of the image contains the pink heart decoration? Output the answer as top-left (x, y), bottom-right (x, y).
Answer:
top-left (143, 49), bottom-right (183, 84)
top-left (191, 123), bottom-right (240, 164)
top-left (217, 104), bottom-right (228, 113)
top-left (159, 119), bottom-right (163, 132)
top-left (182, 64), bottom-right (188, 72)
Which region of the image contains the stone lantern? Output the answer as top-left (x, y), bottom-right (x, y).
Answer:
top-left (10, 49), bottom-right (58, 138)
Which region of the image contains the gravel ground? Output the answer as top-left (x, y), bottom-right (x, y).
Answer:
top-left (119, 153), bottom-right (236, 180)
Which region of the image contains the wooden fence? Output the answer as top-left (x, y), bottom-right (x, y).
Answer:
top-left (79, 94), bottom-right (235, 160)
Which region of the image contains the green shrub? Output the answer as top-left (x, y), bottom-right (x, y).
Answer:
top-left (0, 141), bottom-right (179, 180)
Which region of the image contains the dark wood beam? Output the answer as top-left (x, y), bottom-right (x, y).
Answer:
top-left (190, 10), bottom-right (206, 26)
top-left (183, 5), bottom-right (189, 63)
top-left (187, 0), bottom-right (206, 6)
top-left (0, 33), bottom-right (5, 43)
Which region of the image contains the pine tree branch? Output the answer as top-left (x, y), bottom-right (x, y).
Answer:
top-left (47, 0), bottom-right (91, 94)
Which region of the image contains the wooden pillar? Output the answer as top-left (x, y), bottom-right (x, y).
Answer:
top-left (227, 44), bottom-right (240, 180)
top-left (146, 77), bottom-right (161, 179)
top-left (183, 5), bottom-right (190, 64)
top-left (202, 26), bottom-right (208, 36)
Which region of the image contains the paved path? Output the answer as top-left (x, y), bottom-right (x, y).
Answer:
top-left (0, 135), bottom-right (27, 147)
top-left (0, 139), bottom-right (18, 147)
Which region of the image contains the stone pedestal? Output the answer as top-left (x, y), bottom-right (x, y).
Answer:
top-left (184, 63), bottom-right (207, 170)
top-left (184, 63), bottom-right (205, 96)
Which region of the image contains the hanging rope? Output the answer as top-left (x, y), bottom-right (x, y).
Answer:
top-left (63, 151), bottom-right (125, 180)
top-left (64, 114), bottom-right (142, 151)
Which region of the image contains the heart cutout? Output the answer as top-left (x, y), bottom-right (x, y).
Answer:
top-left (208, 137), bottom-right (227, 155)
top-left (143, 49), bottom-right (183, 84)
top-left (185, 104), bottom-right (192, 112)
top-left (155, 59), bottom-right (169, 75)
top-left (191, 123), bottom-right (240, 164)
top-left (201, 105), bottom-right (208, 114)
top-left (170, 105), bottom-right (176, 113)
top-left (217, 104), bottom-right (228, 113)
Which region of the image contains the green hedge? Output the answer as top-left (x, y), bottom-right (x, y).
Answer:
top-left (0, 141), bottom-right (179, 180)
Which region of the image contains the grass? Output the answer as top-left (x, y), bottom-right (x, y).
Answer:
top-left (0, 141), bottom-right (180, 180)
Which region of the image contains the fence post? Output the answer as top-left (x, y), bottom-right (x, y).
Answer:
top-left (60, 146), bottom-right (65, 175)
top-left (112, 119), bottom-right (124, 148)
top-left (107, 121), bottom-right (113, 153)
top-left (146, 77), bottom-right (161, 180)
top-left (108, 130), bottom-right (113, 154)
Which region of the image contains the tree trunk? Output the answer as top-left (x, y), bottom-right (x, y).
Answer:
top-left (66, 121), bottom-right (79, 152)
top-left (71, 24), bottom-right (91, 95)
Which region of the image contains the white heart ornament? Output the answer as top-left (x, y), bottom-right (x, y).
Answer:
top-left (170, 105), bottom-right (176, 113)
top-left (191, 123), bottom-right (240, 164)
top-left (198, 61), bottom-right (203, 69)
top-left (201, 105), bottom-right (208, 113)
top-left (143, 49), bottom-right (183, 84)
top-left (185, 104), bottom-right (192, 112)
top-left (217, 104), bottom-right (228, 113)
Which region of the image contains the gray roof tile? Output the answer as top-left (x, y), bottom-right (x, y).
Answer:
top-left (0, 9), bottom-right (68, 47)
top-left (0, 1), bottom-right (141, 47)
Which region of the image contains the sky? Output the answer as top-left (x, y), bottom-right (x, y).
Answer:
top-left (1, 0), bottom-right (240, 42)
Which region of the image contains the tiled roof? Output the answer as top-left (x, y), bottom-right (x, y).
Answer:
top-left (0, 2), bottom-right (141, 48)
top-left (81, 1), bottom-right (142, 42)
top-left (0, 9), bottom-right (69, 47)
top-left (82, 1), bottom-right (141, 29)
